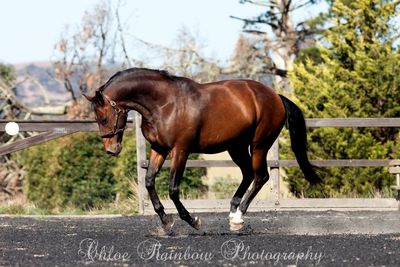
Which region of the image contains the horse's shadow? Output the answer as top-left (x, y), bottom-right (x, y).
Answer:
top-left (145, 218), bottom-right (256, 238)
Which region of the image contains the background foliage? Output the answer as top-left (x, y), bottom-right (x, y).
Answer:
top-left (17, 130), bottom-right (206, 211)
top-left (0, 63), bottom-right (15, 84)
top-left (4, 0), bottom-right (400, 212)
top-left (283, 0), bottom-right (400, 197)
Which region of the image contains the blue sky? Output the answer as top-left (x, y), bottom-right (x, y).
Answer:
top-left (0, 0), bottom-right (327, 64)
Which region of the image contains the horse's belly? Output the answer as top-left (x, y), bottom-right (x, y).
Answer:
top-left (196, 125), bottom-right (252, 153)
top-left (196, 143), bottom-right (234, 154)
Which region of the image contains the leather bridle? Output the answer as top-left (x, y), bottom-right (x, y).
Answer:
top-left (99, 94), bottom-right (128, 138)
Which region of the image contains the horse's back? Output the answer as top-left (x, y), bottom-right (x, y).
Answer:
top-left (200, 79), bottom-right (284, 123)
top-left (195, 79), bottom-right (285, 152)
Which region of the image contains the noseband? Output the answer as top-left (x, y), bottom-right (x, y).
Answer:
top-left (99, 94), bottom-right (128, 139)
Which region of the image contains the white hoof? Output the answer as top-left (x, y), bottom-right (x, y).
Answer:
top-left (229, 210), bottom-right (244, 231)
top-left (230, 216), bottom-right (244, 224)
top-left (229, 210), bottom-right (243, 222)
top-left (229, 220), bottom-right (244, 231)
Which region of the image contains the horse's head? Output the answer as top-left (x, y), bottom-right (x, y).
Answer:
top-left (84, 91), bottom-right (128, 156)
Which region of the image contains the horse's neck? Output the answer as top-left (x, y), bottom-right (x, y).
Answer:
top-left (115, 79), bottom-right (167, 121)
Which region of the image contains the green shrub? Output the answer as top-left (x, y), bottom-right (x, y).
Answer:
top-left (16, 130), bottom-right (207, 211)
top-left (285, 0), bottom-right (400, 197)
top-left (56, 133), bottom-right (118, 209)
top-left (210, 176), bottom-right (239, 199)
top-left (19, 132), bottom-right (119, 210)
top-left (18, 137), bottom-right (63, 209)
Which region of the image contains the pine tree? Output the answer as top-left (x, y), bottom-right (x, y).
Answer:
top-left (284, 0), bottom-right (400, 197)
top-left (0, 63), bottom-right (15, 84)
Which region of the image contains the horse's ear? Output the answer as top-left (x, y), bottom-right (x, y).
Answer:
top-left (83, 93), bottom-right (94, 102)
top-left (94, 91), bottom-right (105, 106)
top-left (83, 91), bottom-right (104, 106)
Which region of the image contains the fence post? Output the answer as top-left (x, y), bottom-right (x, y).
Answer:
top-left (135, 113), bottom-right (147, 214)
top-left (270, 139), bottom-right (280, 208)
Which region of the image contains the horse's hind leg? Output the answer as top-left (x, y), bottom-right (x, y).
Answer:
top-left (227, 146), bottom-right (254, 230)
top-left (146, 149), bottom-right (174, 230)
top-left (169, 148), bottom-right (201, 230)
top-left (238, 146), bottom-right (269, 215)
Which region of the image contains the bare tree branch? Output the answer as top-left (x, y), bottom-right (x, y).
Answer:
top-left (290, 0), bottom-right (318, 12)
top-left (243, 29), bottom-right (269, 35)
top-left (116, 3), bottom-right (132, 68)
top-left (232, 0), bottom-right (322, 88)
top-left (230, 15), bottom-right (280, 31)
top-left (241, 0), bottom-right (278, 8)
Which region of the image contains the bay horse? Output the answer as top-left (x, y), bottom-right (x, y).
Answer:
top-left (84, 68), bottom-right (320, 231)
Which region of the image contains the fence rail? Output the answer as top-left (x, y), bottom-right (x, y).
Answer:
top-left (305, 118), bottom-right (400, 127)
top-left (0, 120), bottom-right (134, 156)
top-left (140, 159), bottom-right (400, 168)
top-left (1, 117), bottom-right (400, 214)
top-left (2, 117), bottom-right (400, 132)
top-left (0, 120), bottom-right (134, 132)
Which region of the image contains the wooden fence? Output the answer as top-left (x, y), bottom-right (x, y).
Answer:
top-left (136, 117), bottom-right (400, 214)
top-left (0, 120), bottom-right (134, 156)
top-left (1, 117), bottom-right (400, 214)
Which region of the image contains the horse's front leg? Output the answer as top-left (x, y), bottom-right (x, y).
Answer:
top-left (145, 148), bottom-right (174, 230)
top-left (169, 148), bottom-right (201, 230)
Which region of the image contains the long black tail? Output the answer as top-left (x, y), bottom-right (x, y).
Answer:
top-left (279, 95), bottom-right (322, 185)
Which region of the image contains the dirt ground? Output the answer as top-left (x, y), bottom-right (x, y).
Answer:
top-left (0, 211), bottom-right (399, 266)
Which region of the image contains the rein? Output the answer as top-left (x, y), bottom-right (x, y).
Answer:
top-left (100, 94), bottom-right (128, 138)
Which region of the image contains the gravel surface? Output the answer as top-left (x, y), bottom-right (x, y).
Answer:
top-left (0, 211), bottom-right (399, 266)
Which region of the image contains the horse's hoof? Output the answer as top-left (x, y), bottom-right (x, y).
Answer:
top-left (229, 210), bottom-right (244, 231)
top-left (163, 214), bottom-right (175, 231)
top-left (229, 220), bottom-right (244, 231)
top-left (191, 215), bottom-right (202, 230)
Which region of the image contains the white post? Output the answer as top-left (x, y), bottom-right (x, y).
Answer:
top-left (270, 139), bottom-right (280, 208)
top-left (135, 112), bottom-right (147, 214)
top-left (397, 171), bottom-right (400, 204)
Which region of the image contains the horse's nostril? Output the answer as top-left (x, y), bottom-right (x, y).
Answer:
top-left (106, 144), bottom-right (122, 156)
top-left (106, 150), bottom-right (117, 156)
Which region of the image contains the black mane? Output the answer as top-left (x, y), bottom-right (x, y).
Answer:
top-left (98, 68), bottom-right (177, 92)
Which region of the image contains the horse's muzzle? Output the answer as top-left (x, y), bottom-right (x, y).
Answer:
top-left (106, 143), bottom-right (122, 156)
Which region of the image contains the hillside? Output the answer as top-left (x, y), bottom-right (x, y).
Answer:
top-left (14, 62), bottom-right (75, 107)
